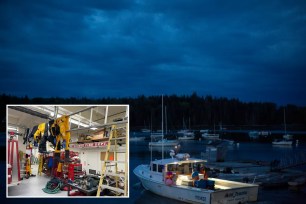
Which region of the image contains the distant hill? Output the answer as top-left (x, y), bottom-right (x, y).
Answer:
top-left (1, 93), bottom-right (306, 131)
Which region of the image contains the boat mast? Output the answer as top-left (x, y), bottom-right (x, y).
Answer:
top-left (150, 109), bottom-right (153, 168)
top-left (165, 106), bottom-right (167, 134)
top-left (284, 108), bottom-right (287, 135)
top-left (162, 94), bottom-right (164, 160)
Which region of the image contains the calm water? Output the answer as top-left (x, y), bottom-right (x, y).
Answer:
top-left (130, 139), bottom-right (306, 204)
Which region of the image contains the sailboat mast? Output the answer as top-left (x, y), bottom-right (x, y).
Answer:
top-left (162, 95), bottom-right (164, 160)
top-left (150, 110), bottom-right (153, 168)
top-left (165, 106), bottom-right (167, 134)
top-left (284, 108), bottom-right (287, 135)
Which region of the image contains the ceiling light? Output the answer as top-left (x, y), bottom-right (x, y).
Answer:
top-left (8, 126), bottom-right (18, 131)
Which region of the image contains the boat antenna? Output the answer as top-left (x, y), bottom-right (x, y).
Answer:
top-left (162, 94), bottom-right (164, 160)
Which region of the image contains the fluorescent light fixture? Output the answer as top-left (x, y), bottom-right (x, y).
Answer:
top-left (8, 126), bottom-right (18, 131)
top-left (90, 127), bottom-right (98, 130)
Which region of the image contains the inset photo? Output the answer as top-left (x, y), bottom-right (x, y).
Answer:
top-left (7, 105), bottom-right (129, 197)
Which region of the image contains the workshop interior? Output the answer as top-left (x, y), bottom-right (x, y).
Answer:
top-left (7, 105), bottom-right (129, 197)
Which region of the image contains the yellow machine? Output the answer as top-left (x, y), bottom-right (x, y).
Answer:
top-left (25, 154), bottom-right (32, 178)
top-left (50, 115), bottom-right (71, 163)
top-left (32, 122), bottom-right (56, 153)
top-left (33, 123), bottom-right (46, 144)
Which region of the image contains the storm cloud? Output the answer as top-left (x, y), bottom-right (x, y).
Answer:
top-left (1, 0), bottom-right (306, 105)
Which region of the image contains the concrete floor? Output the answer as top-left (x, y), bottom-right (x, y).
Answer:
top-left (8, 165), bottom-right (67, 197)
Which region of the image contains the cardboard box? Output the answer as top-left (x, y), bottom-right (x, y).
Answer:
top-left (100, 152), bottom-right (114, 161)
top-left (91, 129), bottom-right (105, 140)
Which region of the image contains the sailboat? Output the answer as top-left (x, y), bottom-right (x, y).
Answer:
top-left (272, 109), bottom-right (293, 146)
top-left (149, 96), bottom-right (179, 148)
top-left (141, 120), bottom-right (151, 133)
top-left (177, 117), bottom-right (195, 140)
top-left (202, 123), bottom-right (219, 140)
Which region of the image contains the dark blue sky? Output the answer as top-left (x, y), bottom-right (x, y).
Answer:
top-left (1, 0), bottom-right (306, 105)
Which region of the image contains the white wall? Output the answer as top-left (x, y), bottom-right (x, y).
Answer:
top-left (73, 145), bottom-right (126, 174)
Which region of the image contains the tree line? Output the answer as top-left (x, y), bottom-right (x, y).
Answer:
top-left (1, 93), bottom-right (306, 131)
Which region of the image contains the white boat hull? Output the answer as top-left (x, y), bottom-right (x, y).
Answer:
top-left (272, 140), bottom-right (292, 145)
top-left (130, 137), bottom-right (145, 142)
top-left (149, 140), bottom-right (179, 147)
top-left (202, 133), bottom-right (219, 140)
top-left (134, 165), bottom-right (258, 204)
top-left (288, 177), bottom-right (306, 187)
top-left (178, 136), bottom-right (195, 140)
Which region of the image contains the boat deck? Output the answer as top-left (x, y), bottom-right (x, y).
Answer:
top-left (175, 174), bottom-right (256, 191)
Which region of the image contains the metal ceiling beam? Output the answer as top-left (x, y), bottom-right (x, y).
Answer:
top-left (8, 106), bottom-right (51, 120)
top-left (68, 120), bottom-right (128, 132)
top-left (67, 106), bottom-right (97, 117)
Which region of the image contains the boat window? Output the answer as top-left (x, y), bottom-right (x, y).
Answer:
top-left (177, 164), bottom-right (184, 173)
top-left (183, 163), bottom-right (190, 174)
top-left (158, 164), bottom-right (164, 173)
top-left (167, 164), bottom-right (178, 172)
top-left (193, 162), bottom-right (205, 172)
top-left (152, 164), bottom-right (157, 172)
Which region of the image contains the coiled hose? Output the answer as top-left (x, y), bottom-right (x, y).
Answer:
top-left (42, 178), bottom-right (63, 194)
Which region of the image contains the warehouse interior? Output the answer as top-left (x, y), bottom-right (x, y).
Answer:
top-left (7, 105), bottom-right (129, 197)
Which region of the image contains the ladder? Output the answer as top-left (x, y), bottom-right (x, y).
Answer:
top-left (38, 154), bottom-right (44, 176)
top-left (96, 124), bottom-right (128, 197)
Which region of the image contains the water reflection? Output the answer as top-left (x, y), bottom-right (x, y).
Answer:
top-left (135, 189), bottom-right (184, 204)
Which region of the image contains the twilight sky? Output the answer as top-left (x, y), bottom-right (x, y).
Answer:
top-left (1, 0), bottom-right (306, 105)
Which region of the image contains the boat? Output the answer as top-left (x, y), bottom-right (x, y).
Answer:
top-left (248, 131), bottom-right (259, 139)
top-left (288, 177), bottom-right (306, 187)
top-left (283, 134), bottom-right (293, 140)
top-left (149, 95), bottom-right (179, 149)
top-left (177, 130), bottom-right (195, 140)
top-left (150, 132), bottom-right (164, 140)
top-left (272, 109), bottom-right (293, 146)
top-left (141, 128), bottom-right (151, 133)
top-left (202, 123), bottom-right (219, 140)
top-left (202, 133), bottom-right (220, 140)
top-left (149, 139), bottom-right (179, 147)
top-left (177, 118), bottom-right (195, 140)
top-left (258, 131), bottom-right (271, 136)
top-left (200, 129), bottom-right (209, 133)
top-left (272, 139), bottom-right (292, 146)
top-left (222, 139), bottom-right (235, 145)
top-left (130, 136), bottom-right (146, 142)
top-left (260, 175), bottom-right (291, 189)
top-left (134, 152), bottom-right (259, 203)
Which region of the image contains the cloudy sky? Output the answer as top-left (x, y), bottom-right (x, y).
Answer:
top-left (1, 0), bottom-right (306, 105)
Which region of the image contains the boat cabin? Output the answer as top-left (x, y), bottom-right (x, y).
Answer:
top-left (150, 154), bottom-right (212, 188)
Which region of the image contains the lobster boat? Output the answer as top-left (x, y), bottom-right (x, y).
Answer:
top-left (134, 153), bottom-right (259, 204)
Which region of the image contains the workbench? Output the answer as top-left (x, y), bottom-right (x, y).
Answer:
top-left (67, 183), bottom-right (98, 196)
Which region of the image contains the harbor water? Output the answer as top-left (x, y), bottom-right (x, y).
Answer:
top-left (2, 133), bottom-right (306, 203)
top-left (130, 138), bottom-right (306, 204)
